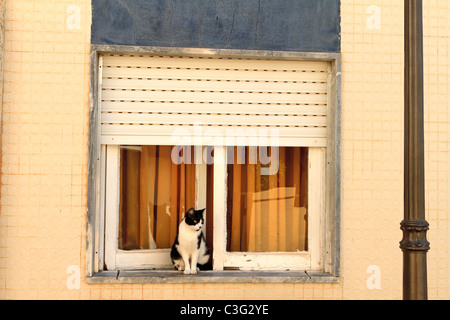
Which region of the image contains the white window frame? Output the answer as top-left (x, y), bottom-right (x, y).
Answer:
top-left (103, 144), bottom-right (325, 272)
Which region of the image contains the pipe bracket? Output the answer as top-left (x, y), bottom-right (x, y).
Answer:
top-left (400, 220), bottom-right (430, 252)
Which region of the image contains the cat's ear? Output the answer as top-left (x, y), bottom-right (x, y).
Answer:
top-left (186, 208), bottom-right (195, 217)
top-left (200, 208), bottom-right (206, 217)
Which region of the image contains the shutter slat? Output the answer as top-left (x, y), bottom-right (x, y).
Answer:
top-left (101, 89), bottom-right (328, 105)
top-left (101, 112), bottom-right (327, 127)
top-left (101, 101), bottom-right (327, 116)
top-left (101, 124), bottom-right (327, 136)
top-left (102, 78), bottom-right (328, 94)
top-left (103, 55), bottom-right (329, 72)
top-left (102, 67), bottom-right (328, 82)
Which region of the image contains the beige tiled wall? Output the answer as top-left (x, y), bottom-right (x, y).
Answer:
top-left (0, 0), bottom-right (448, 300)
top-left (340, 0), bottom-right (405, 299)
top-left (423, 0), bottom-right (450, 299)
top-left (0, 0), bottom-right (91, 299)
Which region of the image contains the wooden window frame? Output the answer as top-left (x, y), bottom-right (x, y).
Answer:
top-left (86, 46), bottom-right (341, 283)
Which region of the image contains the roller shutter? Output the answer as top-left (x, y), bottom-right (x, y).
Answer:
top-left (99, 54), bottom-right (329, 147)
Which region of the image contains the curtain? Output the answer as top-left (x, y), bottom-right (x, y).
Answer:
top-left (118, 145), bottom-right (307, 252)
top-left (119, 146), bottom-right (196, 250)
top-left (227, 147), bottom-right (308, 252)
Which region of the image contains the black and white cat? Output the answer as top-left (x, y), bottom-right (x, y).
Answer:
top-left (170, 208), bottom-right (211, 274)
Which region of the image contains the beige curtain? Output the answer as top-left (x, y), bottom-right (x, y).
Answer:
top-left (119, 146), bottom-right (195, 250)
top-left (227, 147), bottom-right (308, 252)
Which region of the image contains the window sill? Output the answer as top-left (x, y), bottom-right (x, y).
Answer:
top-left (86, 269), bottom-right (340, 284)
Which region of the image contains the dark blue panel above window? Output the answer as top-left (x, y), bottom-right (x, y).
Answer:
top-left (91, 0), bottom-right (340, 53)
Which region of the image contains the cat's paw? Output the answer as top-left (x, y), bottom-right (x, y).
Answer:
top-left (174, 264), bottom-right (184, 271)
top-left (184, 269), bottom-right (191, 275)
top-left (190, 269), bottom-right (198, 275)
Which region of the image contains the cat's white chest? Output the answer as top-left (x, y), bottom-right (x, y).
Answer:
top-left (178, 224), bottom-right (199, 254)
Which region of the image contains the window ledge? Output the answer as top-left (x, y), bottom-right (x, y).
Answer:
top-left (86, 269), bottom-right (340, 284)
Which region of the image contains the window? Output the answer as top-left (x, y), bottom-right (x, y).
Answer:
top-left (227, 147), bottom-right (309, 254)
top-left (215, 146), bottom-right (325, 271)
top-left (104, 145), bottom-right (205, 270)
top-left (118, 146), bottom-right (197, 251)
top-left (87, 50), bottom-right (340, 278)
top-left (103, 144), bottom-right (324, 271)
top-left (222, 146), bottom-right (325, 271)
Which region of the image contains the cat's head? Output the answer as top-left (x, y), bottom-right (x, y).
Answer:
top-left (184, 208), bottom-right (205, 231)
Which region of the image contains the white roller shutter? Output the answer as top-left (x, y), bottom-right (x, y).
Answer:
top-left (99, 54), bottom-right (329, 147)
